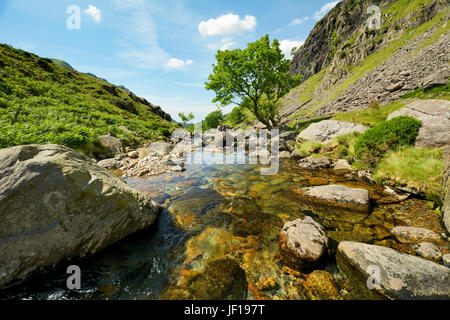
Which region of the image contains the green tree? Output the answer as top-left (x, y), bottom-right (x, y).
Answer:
top-left (229, 106), bottom-right (246, 125)
top-left (178, 112), bottom-right (195, 127)
top-left (203, 110), bottom-right (224, 131)
top-left (205, 34), bottom-right (303, 130)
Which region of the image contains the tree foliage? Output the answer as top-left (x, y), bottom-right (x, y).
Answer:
top-left (205, 34), bottom-right (303, 129)
top-left (203, 110), bottom-right (224, 131)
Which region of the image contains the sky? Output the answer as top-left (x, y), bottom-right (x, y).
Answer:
top-left (0, 0), bottom-right (340, 122)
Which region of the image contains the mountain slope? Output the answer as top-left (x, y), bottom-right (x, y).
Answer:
top-left (0, 44), bottom-right (176, 155)
top-left (281, 0), bottom-right (449, 123)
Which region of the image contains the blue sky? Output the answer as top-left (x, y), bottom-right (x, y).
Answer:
top-left (0, 0), bottom-right (340, 121)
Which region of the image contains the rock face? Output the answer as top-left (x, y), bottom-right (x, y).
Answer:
top-left (413, 243), bottom-right (443, 262)
top-left (422, 67), bottom-right (449, 91)
top-left (0, 144), bottom-right (162, 289)
top-left (297, 157), bottom-right (332, 170)
top-left (390, 226), bottom-right (441, 244)
top-left (279, 217), bottom-right (328, 271)
top-left (387, 100), bottom-right (450, 148)
top-left (295, 184), bottom-right (370, 211)
top-left (297, 120), bottom-right (368, 144)
top-left (337, 241), bottom-right (450, 300)
top-left (98, 135), bottom-right (123, 157)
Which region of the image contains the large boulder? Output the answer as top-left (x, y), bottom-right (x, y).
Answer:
top-left (295, 184), bottom-right (370, 211)
top-left (387, 100), bottom-right (450, 148)
top-left (0, 144), bottom-right (162, 289)
top-left (98, 135), bottom-right (123, 157)
top-left (279, 217), bottom-right (329, 271)
top-left (149, 142), bottom-right (174, 156)
top-left (297, 157), bottom-right (332, 170)
top-left (297, 120), bottom-right (368, 144)
top-left (422, 67), bottom-right (449, 91)
top-left (390, 226), bottom-right (441, 244)
top-left (337, 241), bottom-right (450, 300)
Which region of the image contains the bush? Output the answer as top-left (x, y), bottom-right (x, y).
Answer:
top-left (203, 110), bottom-right (224, 131)
top-left (295, 141), bottom-right (324, 158)
top-left (229, 106), bottom-right (245, 125)
top-left (354, 116), bottom-right (421, 166)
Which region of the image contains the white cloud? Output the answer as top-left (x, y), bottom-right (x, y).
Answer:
top-left (84, 4), bottom-right (101, 24)
top-left (207, 38), bottom-right (237, 51)
top-left (279, 40), bottom-right (304, 59)
top-left (289, 16), bottom-right (309, 26)
top-left (166, 58), bottom-right (193, 69)
top-left (199, 14), bottom-right (257, 37)
top-left (313, 1), bottom-right (340, 21)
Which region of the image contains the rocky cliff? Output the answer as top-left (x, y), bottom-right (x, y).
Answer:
top-left (281, 0), bottom-right (449, 122)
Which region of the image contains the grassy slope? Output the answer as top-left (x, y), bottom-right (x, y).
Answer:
top-left (0, 44), bottom-right (177, 156)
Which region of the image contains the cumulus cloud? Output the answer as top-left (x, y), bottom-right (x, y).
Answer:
top-left (279, 40), bottom-right (304, 59)
top-left (207, 38), bottom-right (237, 51)
top-left (84, 4), bottom-right (101, 23)
top-left (313, 1), bottom-right (340, 21)
top-left (166, 58), bottom-right (193, 69)
top-left (198, 14), bottom-right (257, 36)
top-left (289, 16), bottom-right (309, 26)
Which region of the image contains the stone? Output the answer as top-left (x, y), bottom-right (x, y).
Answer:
top-left (97, 158), bottom-right (120, 169)
top-left (303, 270), bottom-right (341, 300)
top-left (171, 128), bottom-right (191, 143)
top-left (279, 217), bottom-right (328, 271)
top-left (387, 100), bottom-right (450, 148)
top-left (98, 135), bottom-right (123, 157)
top-left (190, 259), bottom-right (247, 300)
top-left (297, 120), bottom-right (368, 144)
top-left (337, 241), bottom-right (450, 300)
top-left (170, 165), bottom-right (185, 172)
top-left (422, 67), bottom-right (449, 91)
top-left (386, 81), bottom-right (405, 92)
top-left (149, 142), bottom-right (174, 156)
top-left (279, 151), bottom-right (292, 158)
top-left (296, 185), bottom-right (370, 211)
top-left (443, 254), bottom-right (450, 268)
top-left (0, 144), bottom-right (162, 289)
top-left (390, 226), bottom-right (441, 244)
top-left (297, 157), bottom-right (332, 170)
top-left (334, 159), bottom-right (353, 175)
top-left (127, 151), bottom-right (139, 159)
top-left (413, 242), bottom-right (443, 262)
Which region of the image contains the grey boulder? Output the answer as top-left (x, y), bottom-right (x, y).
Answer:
top-left (297, 120), bottom-right (368, 144)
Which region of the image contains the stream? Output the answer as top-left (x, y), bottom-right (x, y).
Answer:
top-left (0, 152), bottom-right (446, 300)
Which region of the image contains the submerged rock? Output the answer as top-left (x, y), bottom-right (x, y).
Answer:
top-left (390, 226), bottom-right (441, 244)
top-left (295, 185), bottom-right (370, 211)
top-left (0, 144), bottom-right (162, 289)
top-left (190, 259), bottom-right (247, 300)
top-left (297, 157), bottom-right (332, 170)
top-left (303, 270), bottom-right (341, 300)
top-left (297, 120), bottom-right (368, 144)
top-left (279, 217), bottom-right (328, 271)
top-left (337, 241), bottom-right (450, 300)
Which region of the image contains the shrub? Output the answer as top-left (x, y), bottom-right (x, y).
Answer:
top-left (295, 141), bottom-right (324, 158)
top-left (229, 107), bottom-right (245, 125)
top-left (203, 110), bottom-right (224, 131)
top-left (354, 116), bottom-right (421, 166)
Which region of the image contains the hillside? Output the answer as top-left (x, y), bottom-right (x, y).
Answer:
top-left (281, 0), bottom-right (449, 124)
top-left (0, 44), bottom-right (176, 156)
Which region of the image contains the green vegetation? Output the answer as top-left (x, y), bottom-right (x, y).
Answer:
top-left (402, 83), bottom-right (450, 100)
top-left (354, 116), bottom-right (422, 166)
top-left (206, 34), bottom-right (303, 130)
top-left (178, 112), bottom-right (195, 127)
top-left (333, 100), bottom-right (406, 127)
top-left (375, 147), bottom-right (444, 203)
top-left (228, 106), bottom-right (246, 125)
top-left (203, 110), bottom-right (224, 131)
top-left (294, 141), bottom-right (324, 158)
top-left (0, 44), bottom-right (176, 156)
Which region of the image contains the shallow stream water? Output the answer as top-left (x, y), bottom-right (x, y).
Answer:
top-left (1, 152), bottom-right (447, 300)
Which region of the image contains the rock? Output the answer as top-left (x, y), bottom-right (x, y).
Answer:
top-left (217, 125), bottom-right (231, 132)
top-left (443, 147), bottom-right (450, 234)
top-left (0, 144), bottom-right (162, 289)
top-left (295, 185), bottom-right (370, 211)
top-left (297, 120), bottom-right (368, 144)
top-left (413, 242), bottom-right (443, 262)
top-left (337, 241), bottom-right (450, 300)
top-left (171, 129), bottom-right (191, 143)
top-left (98, 135), bottom-right (123, 157)
top-left (443, 254), bottom-right (450, 268)
top-left (387, 100), bottom-right (450, 148)
top-left (422, 67), bottom-right (449, 91)
top-left (303, 270), bottom-right (341, 300)
top-left (97, 158), bottom-right (120, 170)
top-left (170, 165), bottom-right (185, 172)
top-left (136, 147), bottom-right (156, 159)
top-left (390, 226), bottom-right (441, 244)
top-left (127, 151), bottom-right (139, 159)
top-left (190, 259), bottom-right (247, 300)
top-left (386, 81), bottom-right (405, 92)
top-left (334, 159), bottom-right (353, 175)
top-left (298, 157), bottom-right (332, 170)
top-left (279, 217), bottom-right (328, 271)
top-left (149, 142), bottom-right (174, 156)
top-left (118, 125), bottom-right (137, 136)
top-left (279, 151), bottom-right (292, 158)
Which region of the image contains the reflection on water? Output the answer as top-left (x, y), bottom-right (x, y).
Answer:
top-left (0, 152), bottom-right (446, 300)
